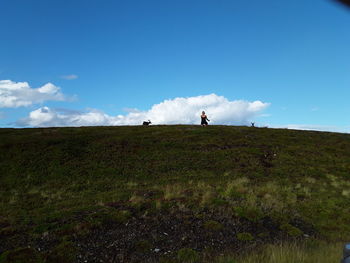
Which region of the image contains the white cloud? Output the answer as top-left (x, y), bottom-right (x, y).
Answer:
top-left (0, 80), bottom-right (68, 108)
top-left (61, 74), bottom-right (78, 80)
top-left (272, 124), bottom-right (350, 133)
top-left (16, 94), bottom-right (270, 127)
top-left (16, 107), bottom-right (116, 127)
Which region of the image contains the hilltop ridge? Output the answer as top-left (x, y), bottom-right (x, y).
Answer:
top-left (0, 125), bottom-right (349, 262)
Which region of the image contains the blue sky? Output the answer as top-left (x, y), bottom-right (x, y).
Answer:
top-left (0, 0), bottom-right (349, 131)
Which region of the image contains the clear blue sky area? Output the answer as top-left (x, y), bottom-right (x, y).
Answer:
top-left (0, 0), bottom-right (349, 130)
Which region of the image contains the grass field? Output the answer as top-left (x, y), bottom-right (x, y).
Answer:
top-left (0, 125), bottom-right (349, 262)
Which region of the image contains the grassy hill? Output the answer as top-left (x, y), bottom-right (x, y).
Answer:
top-left (0, 125), bottom-right (349, 262)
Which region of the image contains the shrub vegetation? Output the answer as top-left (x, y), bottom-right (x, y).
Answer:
top-left (0, 125), bottom-right (349, 262)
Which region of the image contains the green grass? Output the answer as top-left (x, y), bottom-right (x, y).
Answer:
top-left (1, 125), bottom-right (350, 261)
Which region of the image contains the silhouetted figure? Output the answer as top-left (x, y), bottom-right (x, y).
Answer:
top-left (201, 111), bottom-right (210, 126)
top-left (251, 122), bottom-right (255, 127)
top-left (143, 120), bottom-right (151, 125)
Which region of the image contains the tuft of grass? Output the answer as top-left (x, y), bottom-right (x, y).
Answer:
top-left (236, 232), bottom-right (254, 241)
top-left (222, 177), bottom-right (249, 200)
top-left (164, 184), bottom-right (185, 200)
top-left (177, 248), bottom-right (200, 263)
top-left (203, 220), bottom-right (224, 231)
top-left (280, 223), bottom-right (303, 237)
top-left (233, 206), bottom-right (263, 222)
top-left (129, 194), bottom-right (145, 205)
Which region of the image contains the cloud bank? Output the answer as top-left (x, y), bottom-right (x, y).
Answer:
top-left (0, 80), bottom-right (67, 108)
top-left (283, 124), bottom-right (350, 133)
top-left (16, 94), bottom-right (270, 127)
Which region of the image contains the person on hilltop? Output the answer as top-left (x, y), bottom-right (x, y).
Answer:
top-left (201, 111), bottom-right (210, 126)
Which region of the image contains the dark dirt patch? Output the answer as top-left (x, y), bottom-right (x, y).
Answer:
top-left (70, 205), bottom-right (311, 263)
top-left (1, 202), bottom-right (316, 263)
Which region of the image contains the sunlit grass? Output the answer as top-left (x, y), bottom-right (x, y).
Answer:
top-left (217, 242), bottom-right (343, 263)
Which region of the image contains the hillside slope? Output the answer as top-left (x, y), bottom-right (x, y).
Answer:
top-left (0, 125), bottom-right (350, 262)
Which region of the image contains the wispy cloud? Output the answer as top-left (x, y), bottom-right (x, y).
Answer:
top-left (271, 124), bottom-right (350, 133)
top-left (0, 80), bottom-right (72, 108)
top-left (60, 74), bottom-right (78, 80)
top-left (16, 94), bottom-right (270, 127)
